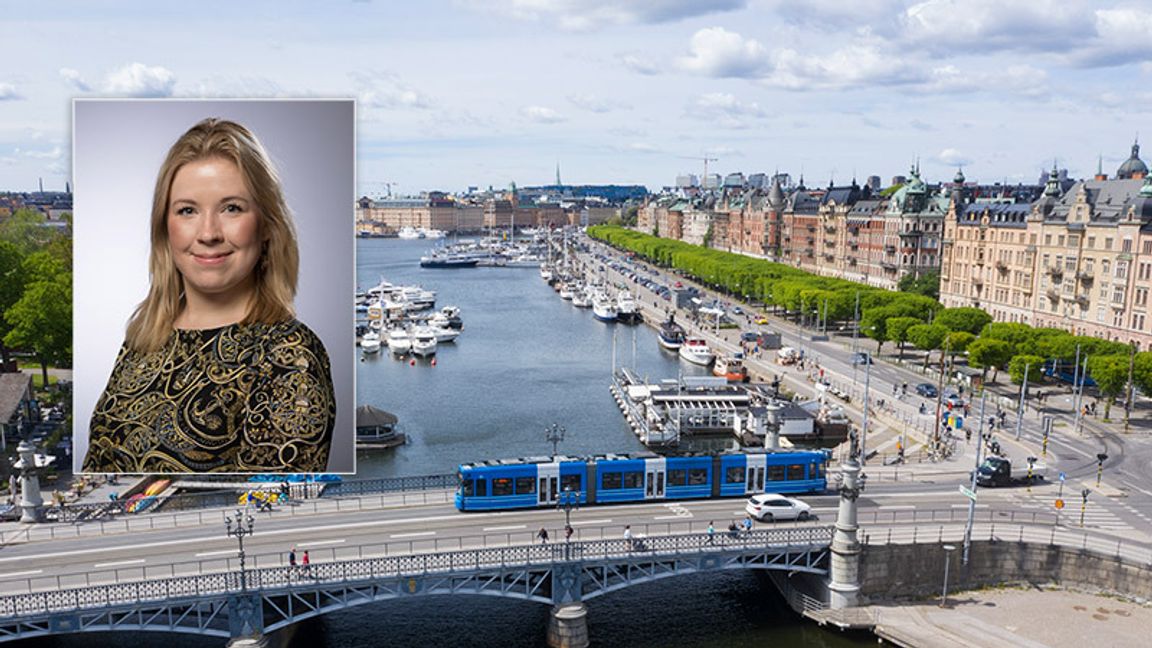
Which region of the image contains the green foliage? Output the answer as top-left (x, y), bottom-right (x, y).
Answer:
top-left (897, 269), bottom-right (940, 300)
top-left (1134, 352), bottom-right (1152, 397)
top-left (4, 272), bottom-right (72, 384)
top-left (886, 316), bottom-right (923, 360)
top-left (0, 208), bottom-right (59, 254)
top-left (935, 307), bottom-right (992, 335)
top-left (0, 240), bottom-right (27, 365)
top-left (968, 337), bottom-right (1013, 381)
top-left (1088, 355), bottom-right (1130, 418)
top-left (1008, 354), bottom-right (1045, 384)
top-left (945, 331), bottom-right (976, 358)
top-left (860, 306), bottom-right (898, 353)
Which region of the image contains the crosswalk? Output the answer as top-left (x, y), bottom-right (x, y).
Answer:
top-left (1004, 491), bottom-right (1131, 532)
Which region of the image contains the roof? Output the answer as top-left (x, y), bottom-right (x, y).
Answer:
top-left (355, 404), bottom-right (398, 428)
top-left (0, 372), bottom-right (32, 424)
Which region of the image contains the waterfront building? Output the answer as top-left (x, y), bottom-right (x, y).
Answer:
top-left (355, 193), bottom-right (483, 235)
top-left (874, 165), bottom-right (948, 290)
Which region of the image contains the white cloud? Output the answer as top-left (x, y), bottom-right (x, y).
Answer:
top-left (677, 27), bottom-right (772, 78)
top-left (902, 0), bottom-right (1093, 54)
top-left (567, 93), bottom-right (629, 113)
top-left (620, 53), bottom-right (662, 75)
top-left (1081, 8), bottom-right (1152, 66)
top-left (464, 0), bottom-right (746, 31)
top-left (686, 92), bottom-right (767, 128)
top-left (937, 148), bottom-right (971, 166)
top-left (59, 68), bottom-right (90, 92)
top-left (17, 146), bottom-right (63, 160)
top-left (188, 76), bottom-right (287, 98)
top-left (351, 71), bottom-right (433, 110)
top-left (520, 105), bottom-right (566, 123)
top-left (764, 43), bottom-right (926, 90)
top-left (0, 83), bottom-right (22, 101)
top-left (102, 63), bottom-right (176, 97)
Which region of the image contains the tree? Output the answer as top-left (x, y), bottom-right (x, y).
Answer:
top-left (887, 316), bottom-right (923, 361)
top-left (1008, 354), bottom-right (1045, 385)
top-left (3, 273), bottom-right (72, 385)
top-left (945, 331), bottom-right (976, 362)
top-left (908, 323), bottom-right (949, 369)
top-left (861, 306), bottom-right (899, 354)
top-left (897, 269), bottom-right (940, 300)
top-left (967, 338), bottom-right (1013, 382)
top-left (0, 241), bottom-right (27, 367)
top-left (1088, 355), bottom-right (1130, 419)
top-left (935, 307), bottom-right (992, 335)
top-left (1134, 352), bottom-right (1152, 398)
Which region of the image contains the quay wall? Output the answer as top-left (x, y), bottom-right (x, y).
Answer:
top-left (859, 540), bottom-right (1152, 603)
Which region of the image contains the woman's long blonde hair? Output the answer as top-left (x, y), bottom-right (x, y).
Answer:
top-left (126, 118), bottom-right (299, 352)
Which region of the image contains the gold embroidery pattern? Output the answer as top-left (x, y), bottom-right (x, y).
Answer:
top-left (84, 320), bottom-right (335, 473)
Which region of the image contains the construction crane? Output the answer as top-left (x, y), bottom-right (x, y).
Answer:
top-left (679, 155), bottom-right (719, 188)
top-left (363, 181), bottom-right (398, 198)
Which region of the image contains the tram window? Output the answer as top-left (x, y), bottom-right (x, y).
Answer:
top-left (561, 474), bottom-right (582, 493)
top-left (688, 468), bottom-right (708, 485)
top-left (602, 472), bottom-right (623, 489)
top-left (515, 477), bottom-right (536, 494)
top-left (476, 479), bottom-right (487, 496)
top-left (767, 466), bottom-right (785, 481)
top-left (727, 467), bottom-right (744, 484)
top-left (492, 478), bottom-right (513, 496)
top-left (815, 463), bottom-right (826, 479)
top-left (462, 480), bottom-right (474, 496)
top-left (787, 465), bottom-right (806, 481)
top-left (667, 469), bottom-right (687, 486)
top-left (746, 472), bottom-right (755, 490)
top-left (623, 472), bottom-right (644, 489)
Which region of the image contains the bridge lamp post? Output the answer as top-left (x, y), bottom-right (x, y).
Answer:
top-left (940, 544), bottom-right (956, 608)
top-left (1079, 488), bottom-right (1091, 528)
top-left (545, 423), bottom-right (566, 457)
top-left (558, 486), bottom-right (580, 559)
top-left (1095, 452), bottom-right (1108, 487)
top-left (225, 509), bottom-right (255, 592)
top-left (1026, 456), bottom-right (1037, 494)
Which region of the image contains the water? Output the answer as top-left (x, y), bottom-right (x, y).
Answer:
top-left (28, 239), bottom-right (872, 647)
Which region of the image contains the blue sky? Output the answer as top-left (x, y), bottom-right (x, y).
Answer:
top-left (3, 0), bottom-right (1152, 195)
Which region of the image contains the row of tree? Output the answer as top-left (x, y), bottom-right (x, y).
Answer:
top-left (589, 225), bottom-right (1152, 414)
top-left (0, 208), bottom-right (73, 384)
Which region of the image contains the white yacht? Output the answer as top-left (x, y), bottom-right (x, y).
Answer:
top-left (540, 264), bottom-right (554, 281)
top-left (559, 282), bottom-right (575, 300)
top-left (430, 325), bottom-right (460, 343)
top-left (591, 290), bottom-right (618, 322)
top-left (410, 326), bottom-right (438, 357)
top-left (678, 337), bottom-right (715, 366)
top-left (360, 330), bottom-right (381, 354)
top-left (572, 286), bottom-right (593, 308)
top-left (386, 328), bottom-right (412, 355)
top-left (397, 226), bottom-right (422, 239)
top-left (615, 290), bottom-right (640, 324)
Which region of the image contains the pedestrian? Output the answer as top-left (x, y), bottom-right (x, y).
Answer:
top-left (727, 521), bottom-right (739, 539)
top-left (302, 550), bottom-right (311, 576)
top-left (537, 527), bottom-right (549, 544)
top-left (707, 521), bottom-right (715, 544)
top-left (623, 525), bottom-right (633, 550)
top-left (743, 515), bottom-right (753, 534)
top-left (288, 546), bottom-right (297, 573)
top-left (565, 524), bottom-right (574, 542)
top-left (901, 382), bottom-right (908, 395)
top-left (892, 383), bottom-right (899, 396)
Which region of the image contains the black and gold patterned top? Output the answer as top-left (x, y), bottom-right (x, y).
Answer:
top-left (84, 320), bottom-right (336, 474)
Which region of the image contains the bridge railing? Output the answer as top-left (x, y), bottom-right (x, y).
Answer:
top-left (0, 526), bottom-right (834, 619)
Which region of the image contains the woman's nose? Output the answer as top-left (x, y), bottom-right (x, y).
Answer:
top-left (197, 213), bottom-right (223, 243)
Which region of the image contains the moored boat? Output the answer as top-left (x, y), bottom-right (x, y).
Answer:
top-left (657, 316), bottom-right (686, 350)
top-left (410, 326), bottom-right (438, 357)
top-left (387, 328), bottom-right (412, 355)
top-left (591, 290), bottom-right (618, 322)
top-left (678, 337), bottom-right (714, 366)
top-left (713, 352), bottom-right (748, 381)
top-left (615, 290), bottom-right (640, 324)
top-left (360, 330), bottom-right (381, 354)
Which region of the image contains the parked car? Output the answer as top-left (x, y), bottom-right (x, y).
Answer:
top-left (851, 352), bottom-right (873, 365)
top-left (674, 281), bottom-right (683, 288)
top-left (944, 392), bottom-right (965, 409)
top-left (740, 331), bottom-right (760, 343)
top-left (915, 383), bottom-right (938, 398)
top-left (745, 494), bottom-right (812, 522)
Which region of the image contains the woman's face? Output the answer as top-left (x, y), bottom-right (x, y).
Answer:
top-left (167, 157), bottom-right (264, 308)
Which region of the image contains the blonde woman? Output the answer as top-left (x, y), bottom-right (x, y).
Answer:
top-left (83, 118), bottom-right (335, 473)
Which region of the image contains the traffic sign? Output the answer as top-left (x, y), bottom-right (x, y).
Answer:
top-left (1055, 499), bottom-right (1065, 510)
top-left (959, 485), bottom-right (977, 501)
top-left (1058, 471), bottom-right (1066, 482)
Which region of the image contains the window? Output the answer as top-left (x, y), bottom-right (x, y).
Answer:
top-left (561, 474), bottom-right (581, 493)
top-left (1105, 238), bottom-right (1113, 250)
top-left (787, 464), bottom-right (806, 481)
top-left (1069, 234), bottom-right (1079, 247)
top-left (688, 468), bottom-right (708, 485)
top-left (1136, 288), bottom-right (1148, 308)
top-left (623, 472), bottom-right (644, 489)
top-left (516, 477), bottom-right (536, 495)
top-left (1144, 240), bottom-right (1152, 255)
top-left (462, 479), bottom-right (474, 497)
top-left (814, 462), bottom-right (826, 479)
top-left (1123, 238), bottom-right (1132, 253)
top-left (667, 469), bottom-right (687, 487)
top-left (1088, 237), bottom-right (1096, 249)
top-left (1058, 235), bottom-right (1065, 247)
top-left (476, 479), bottom-right (487, 497)
top-left (726, 466), bottom-right (745, 483)
top-left (1045, 234), bottom-right (1052, 245)
top-left (1117, 261), bottom-right (1128, 280)
top-left (492, 478), bottom-right (514, 496)
top-left (601, 472), bottom-right (622, 489)
top-left (767, 465), bottom-right (785, 481)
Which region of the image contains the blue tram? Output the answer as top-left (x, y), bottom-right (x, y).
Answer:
top-left (454, 449), bottom-right (828, 512)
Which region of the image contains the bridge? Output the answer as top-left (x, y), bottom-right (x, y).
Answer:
top-left (0, 526), bottom-right (832, 645)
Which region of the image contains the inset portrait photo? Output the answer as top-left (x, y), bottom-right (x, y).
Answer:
top-left (73, 99), bottom-right (355, 474)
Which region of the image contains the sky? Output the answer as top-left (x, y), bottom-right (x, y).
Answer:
top-left (3, 0), bottom-right (1152, 196)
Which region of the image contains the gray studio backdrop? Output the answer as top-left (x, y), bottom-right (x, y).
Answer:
top-left (72, 99), bottom-right (355, 473)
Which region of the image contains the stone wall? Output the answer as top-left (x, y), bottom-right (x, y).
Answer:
top-left (859, 541), bottom-right (1152, 603)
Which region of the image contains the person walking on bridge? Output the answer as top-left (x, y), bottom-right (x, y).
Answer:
top-left (537, 527), bottom-right (549, 544)
top-left (302, 550), bottom-right (311, 577)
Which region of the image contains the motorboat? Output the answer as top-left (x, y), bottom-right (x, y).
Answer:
top-left (436, 305), bottom-right (463, 329)
top-left (430, 324), bottom-right (460, 343)
top-left (559, 282), bottom-right (575, 300)
top-left (419, 252), bottom-right (479, 268)
top-left (591, 290), bottom-right (618, 322)
top-left (657, 316), bottom-right (686, 350)
top-left (572, 286), bottom-right (592, 308)
top-left (397, 226), bottom-right (422, 239)
top-left (540, 264), bottom-right (554, 281)
top-left (713, 353), bottom-right (747, 381)
top-left (615, 290), bottom-right (640, 324)
top-left (360, 330), bottom-right (381, 354)
top-left (410, 326), bottom-right (438, 357)
top-left (678, 337), bottom-right (714, 366)
top-left (386, 328), bottom-right (412, 355)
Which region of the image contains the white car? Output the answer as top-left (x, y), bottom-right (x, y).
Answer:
top-left (745, 494), bottom-right (813, 522)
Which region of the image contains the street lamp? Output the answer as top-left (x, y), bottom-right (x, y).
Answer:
top-left (545, 423), bottom-right (566, 456)
top-left (1095, 452), bottom-right (1108, 487)
top-left (1079, 488), bottom-right (1091, 528)
top-left (558, 486), bottom-right (580, 557)
top-left (940, 544), bottom-right (956, 607)
top-left (225, 508), bottom-right (255, 591)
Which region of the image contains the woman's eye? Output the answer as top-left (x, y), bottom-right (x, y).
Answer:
top-left (224, 203), bottom-right (244, 213)
top-left (175, 206), bottom-right (195, 216)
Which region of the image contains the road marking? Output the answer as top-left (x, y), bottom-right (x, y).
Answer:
top-left (653, 515), bottom-right (683, 520)
top-left (483, 525), bottom-right (527, 532)
top-left (0, 569), bottom-right (43, 579)
top-left (93, 559), bottom-right (145, 568)
top-left (389, 532), bottom-right (435, 539)
top-left (194, 549), bottom-right (237, 558)
top-left (951, 504), bottom-right (988, 509)
top-left (297, 539), bottom-right (346, 548)
top-left (878, 505), bottom-right (915, 510)
top-left (572, 519), bottom-right (612, 526)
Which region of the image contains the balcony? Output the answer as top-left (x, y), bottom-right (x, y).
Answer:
top-left (1022, 285), bottom-right (1032, 295)
top-left (806, 225), bottom-right (816, 233)
top-left (849, 242), bottom-right (859, 250)
top-left (884, 244), bottom-right (896, 253)
top-left (824, 224), bottom-right (836, 234)
top-left (848, 258), bottom-right (857, 266)
top-left (995, 260), bottom-right (1008, 272)
top-left (881, 261), bottom-right (897, 271)
top-left (1047, 265), bottom-right (1063, 277)
top-left (1077, 269), bottom-right (1094, 283)
top-left (898, 229), bottom-right (923, 238)
top-left (1047, 288), bottom-right (1060, 301)
top-left (1075, 294), bottom-right (1089, 307)
top-left (972, 276), bottom-right (984, 286)
top-left (975, 255), bottom-right (986, 265)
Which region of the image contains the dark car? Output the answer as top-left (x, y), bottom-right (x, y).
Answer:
top-left (915, 383), bottom-right (938, 398)
top-left (740, 331), bottom-right (760, 343)
top-left (851, 352), bottom-right (872, 365)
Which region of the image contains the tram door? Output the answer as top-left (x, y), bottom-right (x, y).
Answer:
top-left (538, 462), bottom-right (560, 505)
top-left (746, 454), bottom-right (767, 494)
top-left (644, 457), bottom-right (667, 499)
